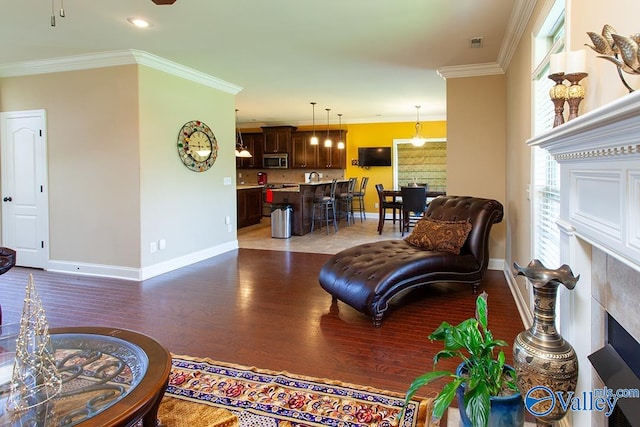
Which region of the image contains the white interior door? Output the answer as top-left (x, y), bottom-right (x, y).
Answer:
top-left (1, 110), bottom-right (49, 268)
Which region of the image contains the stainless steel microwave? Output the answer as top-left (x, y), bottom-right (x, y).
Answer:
top-left (263, 153), bottom-right (288, 169)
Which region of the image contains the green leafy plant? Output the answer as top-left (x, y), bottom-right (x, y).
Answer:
top-left (401, 293), bottom-right (519, 427)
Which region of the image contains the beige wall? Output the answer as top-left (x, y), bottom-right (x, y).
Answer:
top-left (503, 1), bottom-right (542, 304)
top-left (446, 74), bottom-right (507, 260)
top-left (571, 0), bottom-right (640, 111)
top-left (0, 66), bottom-right (142, 267)
top-left (0, 64), bottom-right (237, 274)
top-left (138, 66), bottom-right (236, 268)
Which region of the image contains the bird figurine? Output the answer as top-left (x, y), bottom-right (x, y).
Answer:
top-left (586, 24), bottom-right (640, 92)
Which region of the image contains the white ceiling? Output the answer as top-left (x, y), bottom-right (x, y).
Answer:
top-left (0, 0), bottom-right (520, 127)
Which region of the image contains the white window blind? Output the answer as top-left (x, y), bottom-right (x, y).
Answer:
top-left (531, 6), bottom-right (564, 269)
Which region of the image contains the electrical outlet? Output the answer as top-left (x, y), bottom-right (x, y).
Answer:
top-left (150, 242), bottom-right (158, 253)
top-left (158, 239), bottom-right (166, 250)
top-left (374, 202), bottom-right (379, 208)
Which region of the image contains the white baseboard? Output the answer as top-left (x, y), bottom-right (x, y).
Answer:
top-left (47, 240), bottom-right (239, 281)
top-left (503, 266), bottom-right (533, 328)
top-left (488, 258), bottom-right (504, 271)
top-left (46, 260), bottom-right (141, 281)
top-left (139, 241), bottom-right (238, 280)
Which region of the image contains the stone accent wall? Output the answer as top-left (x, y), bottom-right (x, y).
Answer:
top-left (396, 142), bottom-right (446, 189)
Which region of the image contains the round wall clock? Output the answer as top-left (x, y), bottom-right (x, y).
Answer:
top-left (177, 120), bottom-right (218, 172)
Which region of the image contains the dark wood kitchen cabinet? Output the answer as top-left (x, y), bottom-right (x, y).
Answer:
top-left (237, 187), bottom-right (263, 228)
top-left (291, 130), bottom-right (346, 169)
top-left (236, 133), bottom-right (263, 169)
top-left (262, 126), bottom-right (296, 154)
top-left (318, 132), bottom-right (346, 169)
top-left (317, 131), bottom-right (346, 169)
top-left (291, 132), bottom-right (317, 168)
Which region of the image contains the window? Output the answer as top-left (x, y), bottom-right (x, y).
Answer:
top-left (392, 139), bottom-right (447, 191)
top-left (531, 1), bottom-right (564, 268)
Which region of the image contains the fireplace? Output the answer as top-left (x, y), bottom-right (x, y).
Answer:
top-left (588, 314), bottom-right (639, 426)
top-left (528, 90), bottom-right (640, 426)
top-left (588, 248), bottom-right (640, 425)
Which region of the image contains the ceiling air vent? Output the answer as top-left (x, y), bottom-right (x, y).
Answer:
top-left (470, 37), bottom-right (483, 48)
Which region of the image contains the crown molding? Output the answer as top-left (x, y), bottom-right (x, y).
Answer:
top-left (497, 0), bottom-right (537, 70)
top-left (437, 0), bottom-right (537, 79)
top-left (437, 62), bottom-right (504, 79)
top-left (238, 113), bottom-right (447, 129)
top-left (0, 49), bottom-right (242, 95)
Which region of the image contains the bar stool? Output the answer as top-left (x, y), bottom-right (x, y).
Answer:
top-left (352, 177), bottom-right (368, 222)
top-left (336, 178), bottom-right (357, 226)
top-left (311, 179), bottom-right (338, 234)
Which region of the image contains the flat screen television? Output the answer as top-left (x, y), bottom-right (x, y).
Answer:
top-left (358, 147), bottom-right (391, 167)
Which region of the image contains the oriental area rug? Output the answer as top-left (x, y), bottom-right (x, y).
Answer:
top-left (161, 355), bottom-right (437, 427)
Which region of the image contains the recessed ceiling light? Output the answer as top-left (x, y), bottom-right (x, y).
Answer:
top-left (127, 17), bottom-right (152, 28)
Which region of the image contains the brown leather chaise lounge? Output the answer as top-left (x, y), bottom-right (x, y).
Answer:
top-left (318, 196), bottom-right (504, 327)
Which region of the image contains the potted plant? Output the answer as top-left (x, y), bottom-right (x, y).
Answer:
top-left (401, 293), bottom-right (524, 427)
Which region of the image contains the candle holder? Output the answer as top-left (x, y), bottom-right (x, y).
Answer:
top-left (548, 73), bottom-right (567, 128)
top-left (564, 72), bottom-right (588, 121)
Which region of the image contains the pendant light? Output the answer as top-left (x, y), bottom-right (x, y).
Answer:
top-left (50, 0), bottom-right (66, 26)
top-left (337, 114), bottom-right (345, 150)
top-left (310, 102), bottom-right (319, 145)
top-left (411, 105), bottom-right (427, 147)
top-left (324, 108), bottom-right (332, 148)
top-left (235, 109), bottom-right (252, 158)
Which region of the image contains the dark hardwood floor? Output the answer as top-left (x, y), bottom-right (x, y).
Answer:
top-left (0, 248), bottom-right (524, 398)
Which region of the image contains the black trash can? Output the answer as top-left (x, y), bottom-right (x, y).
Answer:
top-left (270, 204), bottom-right (292, 239)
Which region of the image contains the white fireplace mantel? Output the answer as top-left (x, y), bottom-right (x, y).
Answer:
top-left (525, 91), bottom-right (640, 425)
top-left (528, 90), bottom-right (640, 272)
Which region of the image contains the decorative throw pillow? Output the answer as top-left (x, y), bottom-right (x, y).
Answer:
top-left (404, 218), bottom-right (473, 254)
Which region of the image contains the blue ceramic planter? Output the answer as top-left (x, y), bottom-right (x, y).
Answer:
top-left (455, 363), bottom-right (524, 427)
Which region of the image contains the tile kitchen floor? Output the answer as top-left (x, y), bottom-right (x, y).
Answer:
top-left (238, 214), bottom-right (404, 254)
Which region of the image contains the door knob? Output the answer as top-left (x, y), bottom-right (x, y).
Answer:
top-left (3, 197), bottom-right (12, 202)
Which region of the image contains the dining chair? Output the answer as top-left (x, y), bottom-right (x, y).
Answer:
top-left (375, 184), bottom-right (403, 234)
top-left (336, 178), bottom-right (357, 226)
top-left (352, 177), bottom-right (368, 222)
top-left (400, 186), bottom-right (428, 236)
top-left (311, 179), bottom-right (338, 234)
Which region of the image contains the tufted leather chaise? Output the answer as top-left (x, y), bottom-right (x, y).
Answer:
top-left (318, 196), bottom-right (504, 327)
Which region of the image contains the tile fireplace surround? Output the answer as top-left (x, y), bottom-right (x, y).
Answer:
top-left (528, 90), bottom-right (640, 426)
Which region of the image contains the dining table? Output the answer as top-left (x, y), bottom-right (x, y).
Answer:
top-left (379, 186), bottom-right (447, 233)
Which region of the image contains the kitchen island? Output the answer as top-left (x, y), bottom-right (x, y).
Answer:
top-left (271, 180), bottom-right (349, 236)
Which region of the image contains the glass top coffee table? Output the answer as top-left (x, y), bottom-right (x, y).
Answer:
top-left (0, 327), bottom-right (171, 426)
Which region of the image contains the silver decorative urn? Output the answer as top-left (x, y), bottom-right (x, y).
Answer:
top-left (512, 260), bottom-right (579, 427)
